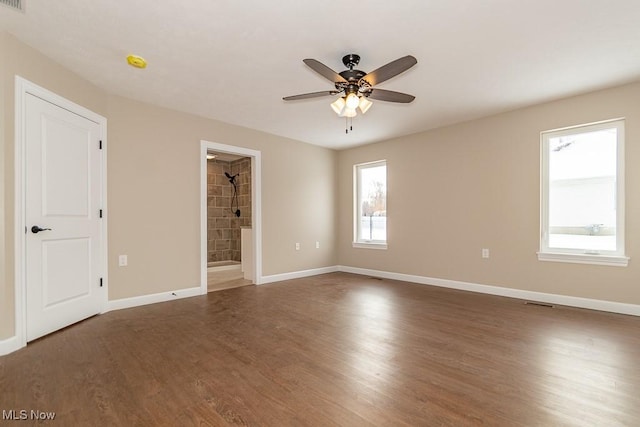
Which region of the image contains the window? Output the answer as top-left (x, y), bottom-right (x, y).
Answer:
top-left (540, 119), bottom-right (627, 266)
top-left (354, 160), bottom-right (387, 249)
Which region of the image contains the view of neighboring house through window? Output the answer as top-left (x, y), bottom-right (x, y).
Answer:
top-left (540, 119), bottom-right (627, 265)
top-left (354, 160), bottom-right (387, 248)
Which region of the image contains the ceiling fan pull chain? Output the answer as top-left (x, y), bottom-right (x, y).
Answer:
top-left (344, 116), bottom-right (353, 134)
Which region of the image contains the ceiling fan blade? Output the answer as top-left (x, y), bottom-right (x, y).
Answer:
top-left (303, 59), bottom-right (348, 83)
top-left (360, 55), bottom-right (417, 87)
top-left (283, 90), bottom-right (340, 101)
top-left (367, 89), bottom-right (415, 103)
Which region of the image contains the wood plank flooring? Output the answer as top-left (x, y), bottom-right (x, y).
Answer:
top-left (1, 272), bottom-right (640, 426)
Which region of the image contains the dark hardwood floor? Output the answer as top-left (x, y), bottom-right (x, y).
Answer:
top-left (1, 272), bottom-right (640, 426)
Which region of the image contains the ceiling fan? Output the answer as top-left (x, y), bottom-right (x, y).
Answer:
top-left (283, 53), bottom-right (417, 131)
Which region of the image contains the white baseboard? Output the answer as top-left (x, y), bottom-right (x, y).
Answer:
top-left (0, 335), bottom-right (22, 357)
top-left (337, 265), bottom-right (640, 317)
top-left (105, 286), bottom-right (202, 312)
top-left (259, 266), bottom-right (339, 285)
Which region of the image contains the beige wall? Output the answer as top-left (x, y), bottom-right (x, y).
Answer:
top-left (0, 32), bottom-right (337, 339)
top-left (338, 82), bottom-right (640, 305)
top-left (1, 33), bottom-right (7, 338)
top-left (106, 95), bottom-right (337, 300)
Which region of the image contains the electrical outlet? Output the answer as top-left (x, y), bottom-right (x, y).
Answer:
top-left (295, 243), bottom-right (300, 251)
top-left (119, 255), bottom-right (128, 266)
top-left (482, 248), bottom-right (490, 259)
top-left (315, 241), bottom-right (320, 249)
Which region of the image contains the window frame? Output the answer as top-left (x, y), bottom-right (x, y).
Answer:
top-left (353, 160), bottom-right (388, 249)
top-left (539, 118), bottom-right (628, 266)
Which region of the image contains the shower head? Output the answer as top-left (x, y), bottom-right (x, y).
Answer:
top-left (224, 172), bottom-right (239, 184)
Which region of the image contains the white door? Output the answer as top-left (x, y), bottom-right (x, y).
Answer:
top-left (25, 93), bottom-right (103, 341)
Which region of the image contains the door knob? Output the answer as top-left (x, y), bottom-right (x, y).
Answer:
top-left (31, 225), bottom-right (52, 234)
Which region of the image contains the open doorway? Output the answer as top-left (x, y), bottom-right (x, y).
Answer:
top-left (200, 141), bottom-right (262, 294)
top-left (206, 151), bottom-right (251, 291)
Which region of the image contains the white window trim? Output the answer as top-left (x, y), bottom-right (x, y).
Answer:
top-left (539, 118), bottom-right (628, 266)
top-left (352, 242), bottom-right (388, 250)
top-left (353, 160), bottom-right (387, 249)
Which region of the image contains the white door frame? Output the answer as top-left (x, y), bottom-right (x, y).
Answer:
top-left (200, 140), bottom-right (263, 292)
top-left (13, 76), bottom-right (108, 350)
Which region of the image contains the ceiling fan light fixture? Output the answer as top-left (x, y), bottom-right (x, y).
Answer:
top-left (345, 93), bottom-right (360, 110)
top-left (358, 96), bottom-right (373, 114)
top-left (330, 97), bottom-right (346, 115)
top-left (341, 107), bottom-right (357, 118)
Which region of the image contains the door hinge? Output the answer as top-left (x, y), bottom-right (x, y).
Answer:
top-left (99, 209), bottom-right (103, 218)
top-left (100, 278), bottom-right (103, 287)
top-left (99, 140), bottom-right (103, 150)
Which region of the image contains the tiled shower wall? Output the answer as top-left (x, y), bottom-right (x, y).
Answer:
top-left (207, 157), bottom-right (252, 263)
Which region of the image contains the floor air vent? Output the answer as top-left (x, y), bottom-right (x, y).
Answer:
top-left (524, 301), bottom-right (554, 308)
top-left (1, 0), bottom-right (24, 12)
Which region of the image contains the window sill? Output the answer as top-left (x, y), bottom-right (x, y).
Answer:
top-left (537, 251), bottom-right (629, 267)
top-left (352, 242), bottom-right (387, 250)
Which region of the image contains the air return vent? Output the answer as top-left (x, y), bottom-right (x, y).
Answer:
top-left (524, 301), bottom-right (555, 308)
top-left (1, 0), bottom-right (24, 12)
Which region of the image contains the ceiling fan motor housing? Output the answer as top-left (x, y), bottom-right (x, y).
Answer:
top-left (337, 54), bottom-right (371, 95)
top-left (336, 72), bottom-right (367, 95)
top-left (338, 69), bottom-right (366, 83)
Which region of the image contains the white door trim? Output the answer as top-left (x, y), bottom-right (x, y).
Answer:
top-left (13, 76), bottom-right (108, 351)
top-left (200, 140), bottom-right (263, 293)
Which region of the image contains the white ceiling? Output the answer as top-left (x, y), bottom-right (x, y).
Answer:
top-left (2, 1), bottom-right (640, 149)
